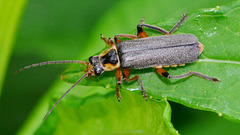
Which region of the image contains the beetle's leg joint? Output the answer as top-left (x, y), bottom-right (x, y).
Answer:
top-left (156, 68), bottom-right (171, 79)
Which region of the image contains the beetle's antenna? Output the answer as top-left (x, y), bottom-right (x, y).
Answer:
top-left (43, 73), bottom-right (88, 120)
top-left (15, 60), bottom-right (88, 74)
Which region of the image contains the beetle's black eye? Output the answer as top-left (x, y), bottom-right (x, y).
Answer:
top-left (89, 56), bottom-right (93, 64)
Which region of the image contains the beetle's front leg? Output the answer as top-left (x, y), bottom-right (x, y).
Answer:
top-left (116, 68), bottom-right (122, 101)
top-left (100, 34), bottom-right (115, 47)
top-left (122, 68), bottom-right (148, 101)
top-left (155, 68), bottom-right (220, 82)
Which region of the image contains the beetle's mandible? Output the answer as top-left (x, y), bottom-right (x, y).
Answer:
top-left (16, 13), bottom-right (220, 120)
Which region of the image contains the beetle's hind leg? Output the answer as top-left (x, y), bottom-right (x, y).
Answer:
top-left (123, 68), bottom-right (148, 101)
top-left (138, 12), bottom-right (188, 36)
top-left (169, 71), bottom-right (220, 82)
top-left (155, 68), bottom-right (220, 82)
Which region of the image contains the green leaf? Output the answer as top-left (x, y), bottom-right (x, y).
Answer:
top-left (0, 0), bottom-right (26, 97)
top-left (18, 1), bottom-right (239, 135)
top-left (36, 89), bottom-right (178, 135)
top-left (62, 1), bottom-right (240, 122)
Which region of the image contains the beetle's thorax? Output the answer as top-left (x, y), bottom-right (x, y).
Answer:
top-left (99, 45), bottom-right (120, 71)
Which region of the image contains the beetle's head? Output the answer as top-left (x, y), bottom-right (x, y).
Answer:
top-left (86, 56), bottom-right (105, 76)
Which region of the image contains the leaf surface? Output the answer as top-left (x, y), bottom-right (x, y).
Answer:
top-left (36, 89), bottom-right (178, 135)
top-left (62, 1), bottom-right (240, 122)
top-left (0, 0), bottom-right (26, 97)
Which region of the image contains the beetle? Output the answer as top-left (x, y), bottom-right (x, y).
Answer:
top-left (16, 13), bottom-right (220, 120)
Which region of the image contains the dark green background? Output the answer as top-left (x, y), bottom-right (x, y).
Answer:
top-left (1, 0), bottom-right (239, 134)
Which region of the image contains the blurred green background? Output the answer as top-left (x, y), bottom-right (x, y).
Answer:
top-left (1, 0), bottom-right (240, 134)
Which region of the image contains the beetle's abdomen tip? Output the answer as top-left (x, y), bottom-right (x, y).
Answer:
top-left (199, 42), bottom-right (204, 54)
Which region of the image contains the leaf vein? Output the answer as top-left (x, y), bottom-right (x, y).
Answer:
top-left (198, 58), bottom-right (240, 64)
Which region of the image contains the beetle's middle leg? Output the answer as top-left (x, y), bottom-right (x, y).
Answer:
top-left (155, 68), bottom-right (220, 82)
top-left (138, 12), bottom-right (188, 36)
top-left (114, 34), bottom-right (138, 44)
top-left (122, 68), bottom-right (148, 101)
